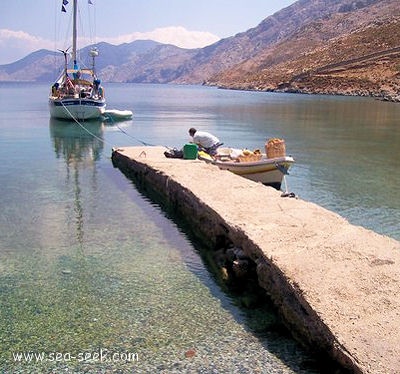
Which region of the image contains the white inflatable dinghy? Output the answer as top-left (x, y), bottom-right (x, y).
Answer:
top-left (104, 109), bottom-right (133, 121)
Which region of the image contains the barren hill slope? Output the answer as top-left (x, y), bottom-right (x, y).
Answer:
top-left (203, 0), bottom-right (400, 100)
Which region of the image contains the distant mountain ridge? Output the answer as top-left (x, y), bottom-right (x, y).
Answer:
top-left (0, 40), bottom-right (195, 84)
top-left (1, 0), bottom-right (399, 100)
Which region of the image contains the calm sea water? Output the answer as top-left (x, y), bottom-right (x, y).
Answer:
top-left (0, 82), bottom-right (399, 373)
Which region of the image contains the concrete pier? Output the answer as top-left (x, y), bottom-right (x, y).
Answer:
top-left (112, 146), bottom-right (400, 374)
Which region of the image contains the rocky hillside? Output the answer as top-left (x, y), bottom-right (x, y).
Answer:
top-left (1, 0), bottom-right (400, 100)
top-left (204, 0), bottom-right (400, 100)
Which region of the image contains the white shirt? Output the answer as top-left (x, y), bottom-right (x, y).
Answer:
top-left (192, 131), bottom-right (220, 149)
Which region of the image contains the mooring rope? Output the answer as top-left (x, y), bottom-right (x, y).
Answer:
top-left (103, 113), bottom-right (156, 146)
top-left (59, 102), bottom-right (112, 145)
top-left (59, 102), bottom-right (158, 148)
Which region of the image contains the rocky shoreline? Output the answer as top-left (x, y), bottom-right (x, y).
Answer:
top-left (207, 82), bottom-right (400, 103)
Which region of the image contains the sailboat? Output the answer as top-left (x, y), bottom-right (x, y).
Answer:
top-left (49, 0), bottom-right (106, 120)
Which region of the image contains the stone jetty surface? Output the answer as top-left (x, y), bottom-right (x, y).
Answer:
top-left (112, 146), bottom-right (400, 374)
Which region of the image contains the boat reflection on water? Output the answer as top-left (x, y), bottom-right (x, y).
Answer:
top-left (49, 118), bottom-right (105, 246)
top-left (49, 118), bottom-right (105, 165)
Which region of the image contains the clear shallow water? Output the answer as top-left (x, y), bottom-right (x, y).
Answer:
top-left (110, 84), bottom-right (399, 240)
top-left (0, 82), bottom-right (399, 373)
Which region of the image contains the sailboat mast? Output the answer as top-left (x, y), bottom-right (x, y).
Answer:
top-left (72, 0), bottom-right (78, 64)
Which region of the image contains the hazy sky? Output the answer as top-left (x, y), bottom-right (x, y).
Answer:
top-left (0, 0), bottom-right (297, 64)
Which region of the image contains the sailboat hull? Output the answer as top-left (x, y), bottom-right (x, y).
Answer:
top-left (49, 0), bottom-right (106, 122)
top-left (49, 97), bottom-right (106, 120)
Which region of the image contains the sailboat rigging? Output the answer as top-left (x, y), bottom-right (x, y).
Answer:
top-left (49, 0), bottom-right (106, 120)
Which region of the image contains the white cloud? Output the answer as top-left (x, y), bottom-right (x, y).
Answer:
top-left (0, 29), bottom-right (53, 64)
top-left (0, 26), bottom-right (220, 65)
top-left (101, 26), bottom-right (220, 49)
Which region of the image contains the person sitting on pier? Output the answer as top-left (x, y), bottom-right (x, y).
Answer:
top-left (188, 127), bottom-right (223, 156)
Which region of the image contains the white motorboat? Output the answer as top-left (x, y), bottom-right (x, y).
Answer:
top-left (198, 147), bottom-right (295, 189)
top-left (49, 0), bottom-right (106, 120)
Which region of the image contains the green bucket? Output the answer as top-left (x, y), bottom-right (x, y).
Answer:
top-left (183, 143), bottom-right (198, 160)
